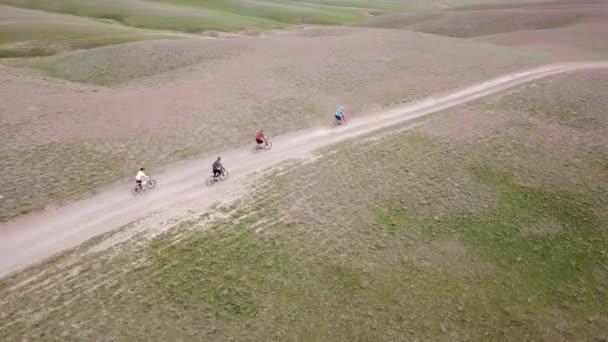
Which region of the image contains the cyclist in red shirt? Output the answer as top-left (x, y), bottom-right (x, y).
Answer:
top-left (255, 130), bottom-right (265, 147)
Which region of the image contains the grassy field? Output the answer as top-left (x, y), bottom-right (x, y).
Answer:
top-left (0, 0), bottom-right (546, 35)
top-left (0, 0), bottom-right (418, 36)
top-left (0, 0), bottom-right (278, 33)
top-left (0, 27), bottom-right (552, 222)
top-left (1, 69), bottom-right (607, 339)
top-left (0, 0), bottom-right (558, 57)
top-left (0, 5), bottom-right (180, 57)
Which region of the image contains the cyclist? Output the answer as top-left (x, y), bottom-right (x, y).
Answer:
top-left (255, 129), bottom-right (265, 149)
top-left (135, 167), bottom-right (148, 189)
top-left (212, 157), bottom-right (224, 180)
top-left (335, 106), bottom-right (346, 124)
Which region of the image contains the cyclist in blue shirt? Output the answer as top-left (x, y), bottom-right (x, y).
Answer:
top-left (334, 106), bottom-right (346, 124)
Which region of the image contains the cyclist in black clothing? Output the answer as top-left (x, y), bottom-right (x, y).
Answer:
top-left (212, 157), bottom-right (224, 180)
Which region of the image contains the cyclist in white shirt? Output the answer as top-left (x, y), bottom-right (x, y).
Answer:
top-left (135, 167), bottom-right (148, 189)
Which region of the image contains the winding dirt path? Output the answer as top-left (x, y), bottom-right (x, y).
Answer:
top-left (1, 61), bottom-right (607, 278)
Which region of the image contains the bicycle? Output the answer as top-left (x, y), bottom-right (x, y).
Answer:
top-left (205, 169), bottom-right (229, 186)
top-left (132, 176), bottom-right (157, 195)
top-left (252, 138), bottom-right (273, 153)
top-left (333, 115), bottom-right (347, 127)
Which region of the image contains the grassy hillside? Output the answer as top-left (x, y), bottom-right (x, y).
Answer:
top-left (0, 0), bottom-right (403, 58)
top-left (0, 0), bottom-right (555, 57)
top-left (0, 28), bottom-right (552, 222)
top-left (150, 0), bottom-right (397, 24)
top-left (356, 1), bottom-right (607, 38)
top-left (0, 0), bottom-right (407, 34)
top-left (1, 69), bottom-right (607, 339)
top-left (0, 0), bottom-right (278, 33)
top-left (0, 0), bottom-right (545, 34)
top-left (0, 5), bottom-right (178, 57)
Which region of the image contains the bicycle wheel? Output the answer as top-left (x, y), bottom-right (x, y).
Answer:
top-left (219, 170), bottom-right (229, 181)
top-left (146, 179), bottom-right (157, 189)
top-left (251, 144), bottom-right (260, 153)
top-left (131, 186), bottom-right (142, 195)
top-left (205, 175), bottom-right (216, 187)
top-left (264, 140), bottom-right (273, 150)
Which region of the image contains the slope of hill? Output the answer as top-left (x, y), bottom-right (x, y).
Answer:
top-left (0, 27), bottom-right (553, 222)
top-left (0, 0), bottom-right (398, 58)
top-left (1, 69), bottom-right (607, 340)
top-left (22, 26), bottom-right (551, 85)
top-left (355, 0), bottom-right (608, 58)
top-left (0, 5), bottom-right (181, 57)
top-left (474, 15), bottom-right (608, 58)
top-left (0, 0), bottom-right (554, 57)
top-left (0, 0), bottom-right (421, 36)
top-left (0, 0), bottom-right (279, 33)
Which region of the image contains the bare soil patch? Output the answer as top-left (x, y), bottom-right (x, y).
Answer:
top-left (520, 216), bottom-right (565, 236)
top-left (411, 238), bottom-right (494, 276)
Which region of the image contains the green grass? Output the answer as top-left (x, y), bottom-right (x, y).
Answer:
top-left (440, 0), bottom-right (541, 5)
top-left (0, 0), bottom-right (410, 58)
top-left (0, 0), bottom-right (537, 36)
top-left (155, 0), bottom-right (373, 25)
top-left (0, 0), bottom-right (280, 34)
top-left (0, 0), bottom-right (409, 34)
top-left (434, 166), bottom-right (602, 303)
top-left (0, 5), bottom-right (180, 57)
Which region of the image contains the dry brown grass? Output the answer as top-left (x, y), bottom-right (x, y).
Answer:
top-left (0, 26), bottom-right (552, 222)
top-left (356, 1), bottom-right (608, 58)
top-left (474, 19), bottom-right (608, 59)
top-left (356, 1), bottom-right (607, 37)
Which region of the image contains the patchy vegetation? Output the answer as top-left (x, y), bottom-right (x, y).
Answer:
top-left (0, 0), bottom-right (554, 58)
top-left (1, 69), bottom-right (607, 339)
top-left (0, 27), bottom-right (550, 222)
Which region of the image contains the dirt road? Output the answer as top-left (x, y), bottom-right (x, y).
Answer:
top-left (1, 61), bottom-right (607, 278)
